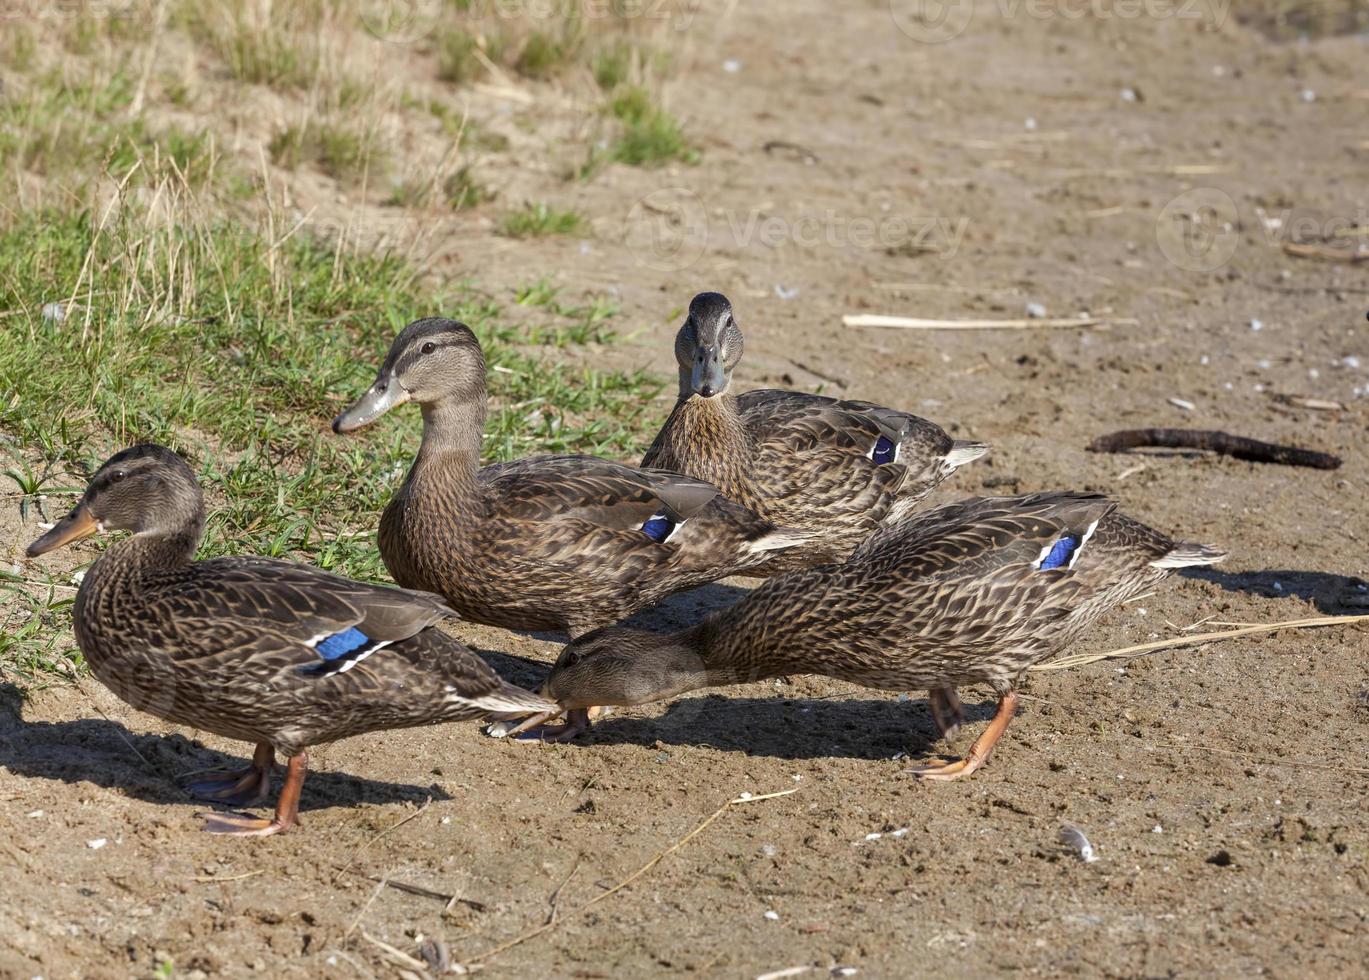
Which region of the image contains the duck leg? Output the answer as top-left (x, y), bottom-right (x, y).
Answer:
top-left (185, 742), bottom-right (275, 806)
top-left (198, 752), bottom-right (307, 836)
top-left (909, 691), bottom-right (1018, 781)
top-left (505, 707), bottom-right (594, 742)
top-left (927, 688), bottom-right (965, 741)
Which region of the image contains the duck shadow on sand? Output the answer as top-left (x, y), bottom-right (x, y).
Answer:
top-left (567, 691), bottom-right (1002, 761)
top-left (0, 683), bottom-right (448, 816)
top-left (1184, 567), bottom-right (1369, 614)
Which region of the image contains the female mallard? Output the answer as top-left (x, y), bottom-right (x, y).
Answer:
top-left (525, 492), bottom-right (1224, 775)
top-left (641, 291), bottom-right (989, 571)
top-left (26, 445), bottom-right (555, 836)
top-left (333, 318), bottom-right (809, 638)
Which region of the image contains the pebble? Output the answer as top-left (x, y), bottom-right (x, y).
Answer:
top-left (87, 838), bottom-right (107, 849)
top-left (1249, 318), bottom-right (1263, 331)
top-left (1199, 355), bottom-right (1209, 365)
top-left (26, 810), bottom-right (43, 818)
top-left (1300, 88), bottom-right (1316, 103)
top-left (764, 910), bottom-right (780, 921)
top-left (1024, 117), bottom-right (1037, 130)
top-left (1343, 355), bottom-right (1361, 369)
top-left (41, 302), bottom-right (66, 323)
top-left (1168, 397), bottom-right (1195, 411)
top-left (774, 285), bottom-right (799, 300)
top-left (1120, 87), bottom-right (1138, 102)
top-left (1153, 825), bottom-right (1164, 833)
top-left (1025, 302), bottom-right (1047, 318)
top-left (761, 844), bottom-right (778, 857)
top-left (722, 59), bottom-right (742, 73)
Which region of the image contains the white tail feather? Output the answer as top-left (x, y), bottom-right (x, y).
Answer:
top-left (447, 684), bottom-right (557, 715)
top-left (1150, 542), bottom-right (1226, 569)
top-left (748, 527), bottom-right (818, 554)
top-left (945, 441), bottom-right (990, 469)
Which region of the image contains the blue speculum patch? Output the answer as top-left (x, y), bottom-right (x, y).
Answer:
top-left (317, 626), bottom-right (370, 660)
top-left (1039, 536), bottom-right (1079, 570)
top-left (872, 435), bottom-right (897, 465)
top-left (641, 514), bottom-right (675, 542)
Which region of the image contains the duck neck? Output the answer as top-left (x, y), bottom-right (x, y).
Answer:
top-left (407, 395), bottom-right (486, 499)
top-left (675, 618), bottom-right (787, 690)
top-left (86, 513), bottom-right (203, 593)
top-left (662, 386), bottom-right (753, 496)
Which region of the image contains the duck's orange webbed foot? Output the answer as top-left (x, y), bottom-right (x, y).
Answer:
top-left (910, 691), bottom-right (1018, 782)
top-left (196, 751), bottom-right (306, 837)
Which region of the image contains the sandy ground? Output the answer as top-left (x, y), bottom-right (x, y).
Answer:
top-left (4, 2), bottom-right (1369, 977)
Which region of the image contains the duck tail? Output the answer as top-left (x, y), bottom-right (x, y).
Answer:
top-left (455, 682), bottom-right (559, 717)
top-left (944, 440), bottom-right (990, 470)
top-left (747, 525), bottom-right (818, 555)
top-left (1150, 541), bottom-right (1227, 569)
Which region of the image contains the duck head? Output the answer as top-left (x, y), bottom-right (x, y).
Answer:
top-left (333, 318), bottom-right (486, 433)
top-left (27, 445), bottom-right (202, 556)
top-left (544, 625), bottom-right (708, 710)
top-left (675, 291), bottom-right (744, 399)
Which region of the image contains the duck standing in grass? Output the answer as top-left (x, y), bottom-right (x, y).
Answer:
top-left (26, 445), bottom-right (555, 836)
top-left (522, 492), bottom-right (1224, 770)
top-left (641, 291), bottom-right (989, 572)
top-left (333, 318), bottom-right (810, 639)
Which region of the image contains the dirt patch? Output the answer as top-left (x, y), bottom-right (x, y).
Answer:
top-left (3, 1), bottom-right (1369, 977)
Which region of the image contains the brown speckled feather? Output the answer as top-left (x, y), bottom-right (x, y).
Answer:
top-left (345, 321), bottom-right (810, 639)
top-left (50, 446), bottom-right (554, 762)
top-left (687, 492), bottom-right (1223, 693)
top-left (641, 294), bottom-right (986, 572)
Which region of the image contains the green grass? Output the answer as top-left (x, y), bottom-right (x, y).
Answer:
top-left (499, 201), bottom-right (585, 238)
top-left (606, 86), bottom-right (697, 167)
top-left (268, 123), bottom-right (383, 182)
top-left (0, 198), bottom-right (663, 686)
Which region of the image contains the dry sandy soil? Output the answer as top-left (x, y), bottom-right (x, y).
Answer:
top-left (4, 1), bottom-right (1369, 977)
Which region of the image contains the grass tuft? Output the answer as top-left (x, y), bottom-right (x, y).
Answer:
top-left (499, 201), bottom-right (585, 238)
top-left (607, 86), bottom-right (697, 167)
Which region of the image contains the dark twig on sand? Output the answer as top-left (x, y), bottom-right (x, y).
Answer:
top-left (1088, 429), bottom-right (1341, 469)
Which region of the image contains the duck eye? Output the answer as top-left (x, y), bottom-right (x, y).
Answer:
top-left (110, 471), bottom-right (127, 483)
top-left (563, 650), bottom-right (581, 668)
top-left (421, 341), bottom-right (436, 355)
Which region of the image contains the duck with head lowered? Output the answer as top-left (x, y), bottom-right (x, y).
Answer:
top-left (333, 318), bottom-right (809, 644)
top-left (25, 445), bottom-right (556, 836)
top-left (522, 492), bottom-right (1224, 771)
top-left (642, 291), bottom-right (989, 573)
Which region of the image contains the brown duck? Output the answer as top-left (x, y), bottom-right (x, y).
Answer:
top-left (25, 445), bottom-right (555, 836)
top-left (641, 291), bottom-right (988, 571)
top-left (333, 318), bottom-right (809, 639)
top-left (524, 492), bottom-right (1224, 776)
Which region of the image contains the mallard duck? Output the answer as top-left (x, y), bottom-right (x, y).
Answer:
top-left (523, 492), bottom-right (1224, 776)
top-left (641, 291), bottom-right (989, 572)
top-left (25, 444), bottom-right (555, 836)
top-left (332, 318), bottom-right (809, 638)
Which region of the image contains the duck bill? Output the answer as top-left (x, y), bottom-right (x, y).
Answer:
top-left (690, 348), bottom-right (725, 398)
top-left (333, 377), bottom-right (409, 433)
top-left (27, 504), bottom-right (100, 557)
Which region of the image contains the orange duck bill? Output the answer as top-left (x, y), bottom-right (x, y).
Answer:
top-left (27, 504), bottom-right (100, 557)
